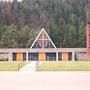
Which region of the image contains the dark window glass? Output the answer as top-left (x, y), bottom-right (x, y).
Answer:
top-left (68, 52), bottom-right (72, 61)
top-left (58, 53), bottom-right (62, 61)
top-left (32, 41), bottom-right (41, 48)
top-left (28, 53), bottom-right (38, 61)
top-left (23, 53), bottom-right (26, 61)
top-left (46, 53), bottom-right (56, 61)
top-left (45, 41), bottom-right (54, 48)
top-left (13, 53), bottom-right (16, 61)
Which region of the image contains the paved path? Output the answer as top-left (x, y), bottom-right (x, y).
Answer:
top-left (0, 72), bottom-right (90, 90)
top-left (20, 61), bottom-right (37, 71)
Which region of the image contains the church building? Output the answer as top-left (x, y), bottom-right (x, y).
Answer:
top-left (0, 28), bottom-right (87, 61)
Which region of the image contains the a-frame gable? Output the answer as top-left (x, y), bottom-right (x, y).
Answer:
top-left (30, 28), bottom-right (56, 49)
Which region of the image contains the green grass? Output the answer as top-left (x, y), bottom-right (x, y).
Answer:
top-left (0, 61), bottom-right (30, 71)
top-left (37, 61), bottom-right (90, 71)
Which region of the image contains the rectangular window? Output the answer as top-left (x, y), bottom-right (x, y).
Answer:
top-left (13, 53), bottom-right (16, 61)
top-left (23, 53), bottom-right (26, 61)
top-left (68, 52), bottom-right (72, 61)
top-left (28, 53), bottom-right (38, 61)
top-left (0, 53), bottom-right (8, 61)
top-left (46, 53), bottom-right (56, 61)
top-left (58, 52), bottom-right (62, 61)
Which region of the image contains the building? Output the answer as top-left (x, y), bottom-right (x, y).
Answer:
top-left (86, 9), bottom-right (90, 60)
top-left (0, 28), bottom-right (88, 61)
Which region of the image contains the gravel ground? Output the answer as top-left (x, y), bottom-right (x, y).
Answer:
top-left (0, 71), bottom-right (90, 90)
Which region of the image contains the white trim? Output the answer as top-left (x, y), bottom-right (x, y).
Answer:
top-left (72, 52), bottom-right (75, 61)
top-left (43, 28), bottom-right (56, 48)
top-left (30, 28), bottom-right (44, 49)
top-left (56, 52), bottom-right (58, 61)
top-left (30, 28), bottom-right (56, 49)
top-left (26, 52), bottom-right (28, 61)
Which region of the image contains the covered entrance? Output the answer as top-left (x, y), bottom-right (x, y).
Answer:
top-left (30, 28), bottom-right (56, 61)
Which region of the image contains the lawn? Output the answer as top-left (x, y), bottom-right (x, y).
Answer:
top-left (37, 61), bottom-right (90, 71)
top-left (0, 61), bottom-right (30, 71)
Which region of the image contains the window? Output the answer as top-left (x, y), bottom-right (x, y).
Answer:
top-left (23, 53), bottom-right (26, 61)
top-left (31, 29), bottom-right (56, 49)
top-left (13, 53), bottom-right (16, 61)
top-left (28, 53), bottom-right (38, 61)
top-left (45, 41), bottom-right (55, 48)
top-left (58, 53), bottom-right (62, 61)
top-left (32, 41), bottom-right (41, 48)
top-left (46, 53), bottom-right (56, 61)
top-left (68, 52), bottom-right (72, 61)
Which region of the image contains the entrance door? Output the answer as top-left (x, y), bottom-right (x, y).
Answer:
top-left (28, 53), bottom-right (38, 61)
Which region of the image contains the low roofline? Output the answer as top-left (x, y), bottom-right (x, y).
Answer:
top-left (0, 48), bottom-right (87, 53)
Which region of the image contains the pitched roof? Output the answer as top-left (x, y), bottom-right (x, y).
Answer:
top-left (30, 28), bottom-right (56, 49)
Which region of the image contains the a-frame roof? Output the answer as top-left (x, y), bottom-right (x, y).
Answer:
top-left (30, 28), bottom-right (56, 49)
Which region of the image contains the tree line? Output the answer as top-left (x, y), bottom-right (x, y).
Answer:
top-left (0, 0), bottom-right (89, 48)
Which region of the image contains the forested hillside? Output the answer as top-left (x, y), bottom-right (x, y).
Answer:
top-left (0, 0), bottom-right (90, 48)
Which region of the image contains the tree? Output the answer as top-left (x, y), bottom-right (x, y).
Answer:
top-left (78, 21), bottom-right (86, 47)
top-left (27, 28), bottom-right (40, 48)
top-left (0, 25), bottom-right (18, 48)
top-left (17, 25), bottom-right (31, 48)
top-left (63, 24), bottom-right (76, 47)
top-left (0, 0), bottom-right (88, 48)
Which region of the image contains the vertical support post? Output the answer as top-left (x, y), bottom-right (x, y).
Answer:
top-left (72, 52), bottom-right (75, 61)
top-left (56, 52), bottom-right (58, 61)
top-left (9, 52), bottom-right (12, 61)
top-left (26, 52), bottom-right (28, 61)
